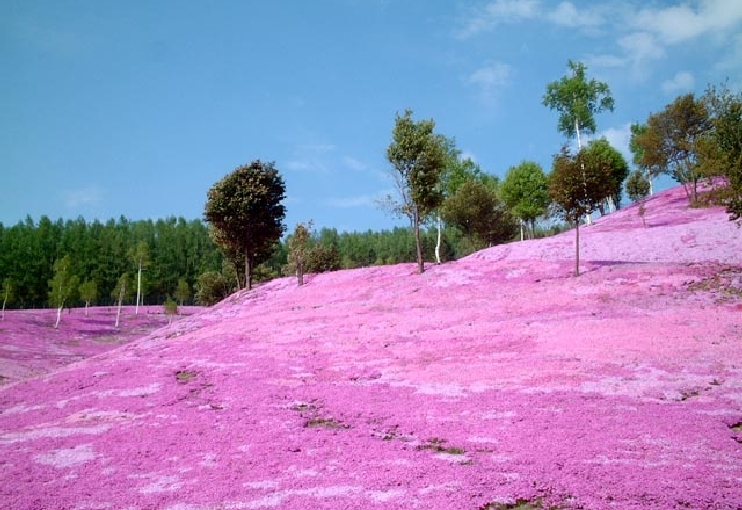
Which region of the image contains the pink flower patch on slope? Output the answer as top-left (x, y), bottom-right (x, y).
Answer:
top-left (0, 185), bottom-right (741, 510)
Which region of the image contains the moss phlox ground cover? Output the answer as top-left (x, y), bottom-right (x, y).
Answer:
top-left (1, 186), bottom-right (741, 509)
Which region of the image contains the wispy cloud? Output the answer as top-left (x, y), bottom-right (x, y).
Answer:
top-left (467, 61), bottom-right (513, 104)
top-left (325, 194), bottom-right (377, 208)
top-left (661, 71), bottom-right (695, 94)
top-left (632, 0), bottom-right (742, 45)
top-left (62, 186), bottom-right (102, 208)
top-left (597, 123), bottom-right (632, 162)
top-left (455, 0), bottom-right (539, 38)
top-left (547, 1), bottom-right (604, 28)
top-left (343, 156), bottom-right (367, 172)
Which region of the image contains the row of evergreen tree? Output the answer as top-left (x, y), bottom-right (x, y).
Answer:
top-left (0, 216), bottom-right (566, 309)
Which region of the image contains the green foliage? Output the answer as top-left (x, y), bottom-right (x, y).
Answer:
top-left (174, 278), bottom-right (190, 306)
top-left (0, 215), bottom-right (221, 308)
top-left (1, 278), bottom-right (15, 319)
top-left (543, 60), bottom-right (614, 143)
top-left (48, 255), bottom-right (79, 309)
top-left (549, 147), bottom-right (610, 276)
top-left (633, 93), bottom-right (712, 203)
top-left (500, 161), bottom-right (550, 237)
top-left (702, 81), bottom-right (742, 221)
top-left (582, 138), bottom-right (630, 210)
top-left (194, 270), bottom-right (231, 306)
top-left (306, 244), bottom-right (341, 273)
top-left (78, 279), bottom-right (98, 315)
top-left (111, 273), bottom-right (132, 304)
top-left (626, 170), bottom-right (651, 203)
top-left (287, 221), bottom-right (313, 286)
top-left (163, 296), bottom-right (179, 317)
top-left (441, 180), bottom-right (517, 250)
top-left (386, 109), bottom-right (447, 273)
top-left (205, 160), bottom-right (287, 290)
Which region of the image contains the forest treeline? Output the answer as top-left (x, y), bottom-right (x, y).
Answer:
top-left (0, 215), bottom-right (564, 308)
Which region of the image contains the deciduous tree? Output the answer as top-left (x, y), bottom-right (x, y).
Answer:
top-left (287, 221), bottom-right (313, 286)
top-left (127, 241), bottom-right (150, 315)
top-left (48, 255), bottom-right (79, 328)
top-left (582, 138), bottom-right (629, 213)
top-left (549, 147), bottom-right (608, 276)
top-left (385, 109), bottom-right (447, 274)
top-left (1, 278), bottom-right (14, 321)
top-left (194, 270), bottom-right (231, 306)
top-left (633, 93), bottom-right (711, 203)
top-left (626, 170), bottom-right (651, 227)
top-left (205, 160), bottom-right (286, 290)
top-left (111, 273), bottom-right (132, 328)
top-left (500, 161), bottom-right (550, 240)
top-left (174, 278), bottom-right (190, 306)
top-left (79, 280), bottom-right (98, 316)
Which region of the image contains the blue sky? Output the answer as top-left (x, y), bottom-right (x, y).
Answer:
top-left (2, 0), bottom-right (741, 233)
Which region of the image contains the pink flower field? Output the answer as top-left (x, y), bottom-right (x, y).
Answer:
top-left (1, 185), bottom-right (741, 510)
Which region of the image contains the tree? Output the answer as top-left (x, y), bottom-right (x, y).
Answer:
top-left (581, 138), bottom-right (630, 213)
top-left (500, 161), bottom-right (550, 240)
top-left (385, 109), bottom-right (447, 273)
top-left (549, 147), bottom-right (608, 276)
top-left (174, 278), bottom-right (190, 306)
top-left (163, 296), bottom-right (178, 322)
top-left (127, 241), bottom-right (150, 315)
top-left (194, 270), bottom-right (230, 306)
top-left (543, 60), bottom-right (615, 150)
top-left (629, 123), bottom-right (661, 196)
top-left (48, 255), bottom-right (79, 328)
top-left (543, 60), bottom-right (614, 226)
top-left (78, 280), bottom-right (98, 317)
top-left (287, 221), bottom-right (313, 286)
top-left (1, 278), bottom-right (14, 321)
top-left (111, 273), bottom-right (132, 328)
top-left (702, 82), bottom-right (742, 222)
top-left (441, 180), bottom-right (516, 250)
top-left (626, 170), bottom-right (651, 227)
top-left (205, 160), bottom-right (286, 290)
top-left (633, 93), bottom-right (712, 203)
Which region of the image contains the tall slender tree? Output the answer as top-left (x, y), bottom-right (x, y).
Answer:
top-left (385, 109), bottom-right (447, 274)
top-left (127, 241), bottom-right (150, 315)
top-left (48, 255), bottom-right (79, 328)
top-left (543, 60), bottom-right (614, 224)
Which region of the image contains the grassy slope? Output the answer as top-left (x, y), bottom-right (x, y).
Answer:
top-left (0, 185), bottom-right (741, 510)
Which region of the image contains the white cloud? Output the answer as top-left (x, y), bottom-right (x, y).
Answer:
top-left (343, 156), bottom-right (367, 172)
top-left (325, 194), bottom-right (376, 208)
top-left (661, 71), bottom-right (695, 94)
top-left (547, 1), bottom-right (604, 28)
top-left (467, 61), bottom-right (513, 104)
top-left (618, 32), bottom-right (666, 64)
top-left (633, 0), bottom-right (742, 45)
top-left (456, 0), bottom-right (540, 38)
top-left (596, 123), bottom-right (632, 162)
top-left (62, 186), bottom-right (102, 208)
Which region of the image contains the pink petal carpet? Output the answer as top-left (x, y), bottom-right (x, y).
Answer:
top-left (1, 185), bottom-right (741, 510)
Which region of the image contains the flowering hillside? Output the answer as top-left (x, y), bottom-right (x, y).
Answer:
top-left (1, 185), bottom-right (741, 510)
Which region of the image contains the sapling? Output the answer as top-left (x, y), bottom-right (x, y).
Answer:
top-left (1, 278), bottom-right (14, 321)
top-left (163, 296), bottom-right (178, 323)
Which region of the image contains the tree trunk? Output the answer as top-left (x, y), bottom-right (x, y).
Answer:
top-left (435, 214), bottom-right (441, 264)
top-left (135, 262), bottom-right (142, 316)
top-left (531, 219), bottom-right (537, 239)
top-left (297, 259), bottom-right (304, 286)
top-left (1, 296), bottom-right (6, 321)
top-left (115, 285), bottom-right (124, 328)
top-left (413, 208), bottom-right (424, 274)
top-left (54, 305), bottom-right (63, 329)
top-left (84, 301), bottom-right (89, 317)
top-left (244, 253), bottom-right (253, 291)
top-left (519, 220), bottom-right (524, 241)
top-left (574, 220), bottom-right (580, 277)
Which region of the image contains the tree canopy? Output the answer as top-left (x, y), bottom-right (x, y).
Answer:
top-left (386, 109), bottom-right (447, 274)
top-left (205, 160), bottom-right (287, 290)
top-left (543, 60), bottom-right (614, 148)
top-left (500, 161), bottom-right (550, 239)
top-left (632, 93), bottom-right (711, 203)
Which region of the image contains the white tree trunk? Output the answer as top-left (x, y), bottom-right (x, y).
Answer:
top-left (1, 297), bottom-right (6, 321)
top-left (54, 305), bottom-right (63, 329)
top-left (435, 214), bottom-right (441, 264)
top-left (520, 220), bottom-right (524, 241)
top-left (84, 301), bottom-right (90, 317)
top-left (135, 262), bottom-right (142, 316)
